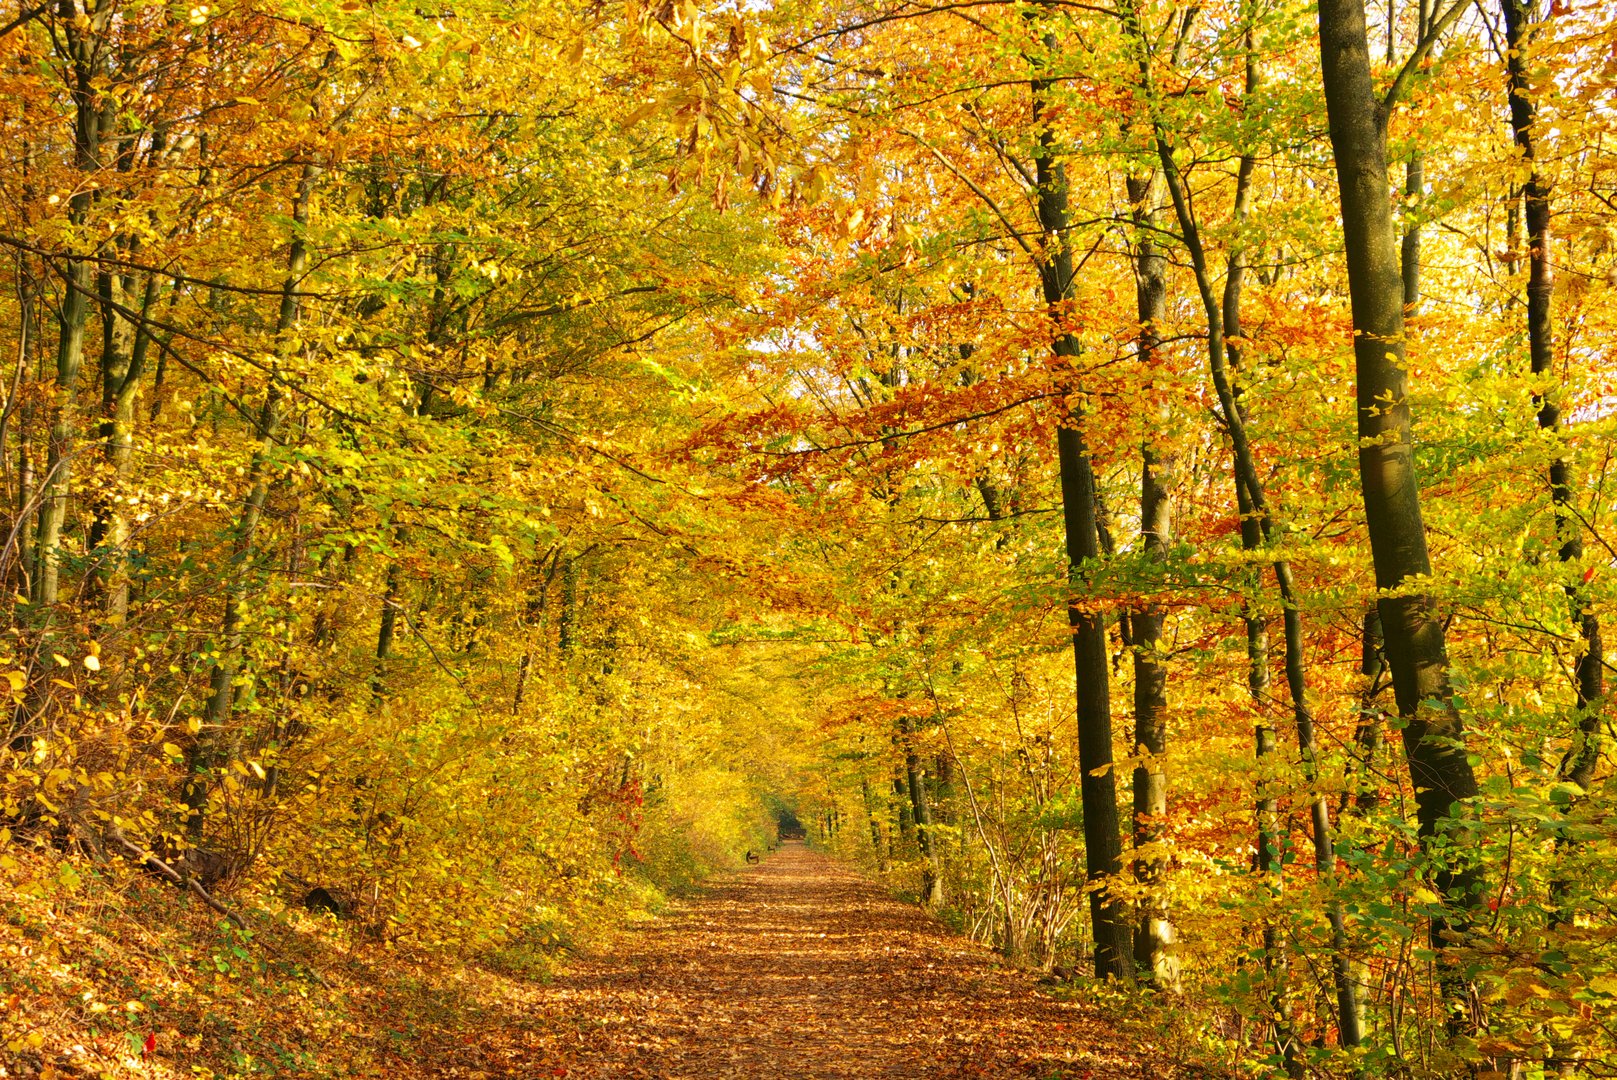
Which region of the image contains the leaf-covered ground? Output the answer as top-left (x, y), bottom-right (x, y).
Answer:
top-left (514, 842), bottom-right (1163, 1079)
top-left (3, 844), bottom-right (1177, 1079)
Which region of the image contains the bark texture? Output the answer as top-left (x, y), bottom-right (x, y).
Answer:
top-left (1316, 0), bottom-right (1482, 1027)
top-left (1031, 2), bottom-right (1132, 980)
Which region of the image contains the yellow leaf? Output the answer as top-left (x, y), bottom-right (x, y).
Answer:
top-left (624, 101), bottom-right (660, 128)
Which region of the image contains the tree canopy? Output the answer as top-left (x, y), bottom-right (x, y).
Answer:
top-left (2, 0), bottom-right (1616, 1076)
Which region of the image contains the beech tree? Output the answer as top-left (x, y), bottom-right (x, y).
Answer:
top-left (2, 0), bottom-right (1615, 1076)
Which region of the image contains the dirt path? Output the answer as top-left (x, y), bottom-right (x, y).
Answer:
top-left (528, 842), bottom-right (1158, 1078)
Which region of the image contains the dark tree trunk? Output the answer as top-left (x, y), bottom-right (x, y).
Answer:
top-left (893, 769), bottom-right (913, 850)
top-left (1352, 610), bottom-right (1388, 815)
top-left (1125, 171), bottom-right (1177, 988)
top-left (1030, 6), bottom-right (1133, 980)
top-left (512, 551), bottom-right (558, 715)
top-left (558, 556), bottom-right (578, 655)
top-left (91, 259), bottom-right (156, 624)
top-left (371, 558), bottom-right (401, 702)
top-left (898, 714), bottom-right (943, 906)
top-left (1503, 0), bottom-right (1603, 792)
top-left (11, 256), bottom-right (39, 606)
top-left (862, 777), bottom-right (888, 872)
top-left (1316, 0), bottom-right (1482, 1027)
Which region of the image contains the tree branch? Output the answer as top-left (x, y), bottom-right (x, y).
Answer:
top-left (898, 129), bottom-right (1037, 259)
top-left (1383, 0), bottom-right (1470, 113)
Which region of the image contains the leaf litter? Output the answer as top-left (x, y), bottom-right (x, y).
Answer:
top-left (516, 842), bottom-right (1166, 1079)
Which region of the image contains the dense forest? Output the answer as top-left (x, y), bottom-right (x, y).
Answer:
top-left (1, 0), bottom-right (1614, 1076)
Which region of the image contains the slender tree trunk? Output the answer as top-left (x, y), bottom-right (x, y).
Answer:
top-left (1247, 614), bottom-right (1301, 1075)
top-left (32, 18), bottom-right (100, 612)
top-left (11, 256), bottom-right (39, 603)
top-left (512, 553), bottom-right (557, 715)
top-left (188, 164), bottom-right (318, 835)
top-left (1490, 4), bottom-right (1600, 1063)
top-left (862, 777), bottom-right (888, 872)
top-left (898, 713), bottom-right (943, 906)
top-left (1136, 2), bottom-right (1363, 1040)
top-left (1352, 610), bottom-right (1389, 816)
top-left (5, 259), bottom-right (38, 745)
top-left (1125, 170), bottom-right (1177, 989)
top-left (1399, 0), bottom-right (1430, 315)
top-left (1031, 7), bottom-right (1133, 980)
top-left (892, 767), bottom-right (913, 850)
top-left (371, 558), bottom-right (400, 702)
top-left (932, 750), bottom-right (954, 828)
top-left (89, 122), bottom-right (168, 624)
top-left (18, 17), bottom-right (101, 748)
top-left (1504, 20), bottom-right (1601, 1035)
top-left (91, 262), bottom-right (155, 624)
top-left (1401, 151), bottom-right (1423, 312)
top-left (1503, 0), bottom-right (1603, 794)
top-left (6, 108), bottom-right (42, 610)
top-left (557, 556), bottom-right (578, 656)
top-left (1316, 0), bottom-right (1482, 1029)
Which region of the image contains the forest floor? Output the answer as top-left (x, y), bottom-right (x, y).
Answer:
top-left (503, 841), bottom-right (1167, 1079)
top-left (2, 842), bottom-right (1179, 1079)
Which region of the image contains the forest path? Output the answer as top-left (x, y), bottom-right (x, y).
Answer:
top-left (525, 842), bottom-right (1158, 1078)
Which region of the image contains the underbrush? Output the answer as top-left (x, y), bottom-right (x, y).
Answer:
top-left (0, 844), bottom-right (706, 1080)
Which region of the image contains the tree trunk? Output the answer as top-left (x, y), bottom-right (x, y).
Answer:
top-left (1125, 170), bottom-right (1177, 989)
top-left (19, 16), bottom-right (101, 748)
top-left (558, 555), bottom-right (578, 655)
top-left (898, 713), bottom-right (943, 906)
top-left (932, 750), bottom-right (954, 827)
top-left (1316, 0), bottom-right (1482, 1027)
top-left (1352, 611), bottom-right (1389, 815)
top-left (1137, 0), bottom-right (1360, 1040)
top-left (1502, 0), bottom-right (1603, 793)
top-left (11, 255), bottom-right (39, 604)
top-left (371, 557), bottom-right (401, 702)
top-left (512, 551), bottom-right (558, 715)
top-left (90, 262), bottom-right (155, 624)
top-left (32, 16), bottom-right (100, 612)
top-left (188, 163), bottom-right (318, 835)
top-left (862, 777), bottom-right (888, 872)
top-left (1031, 7), bottom-right (1133, 980)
